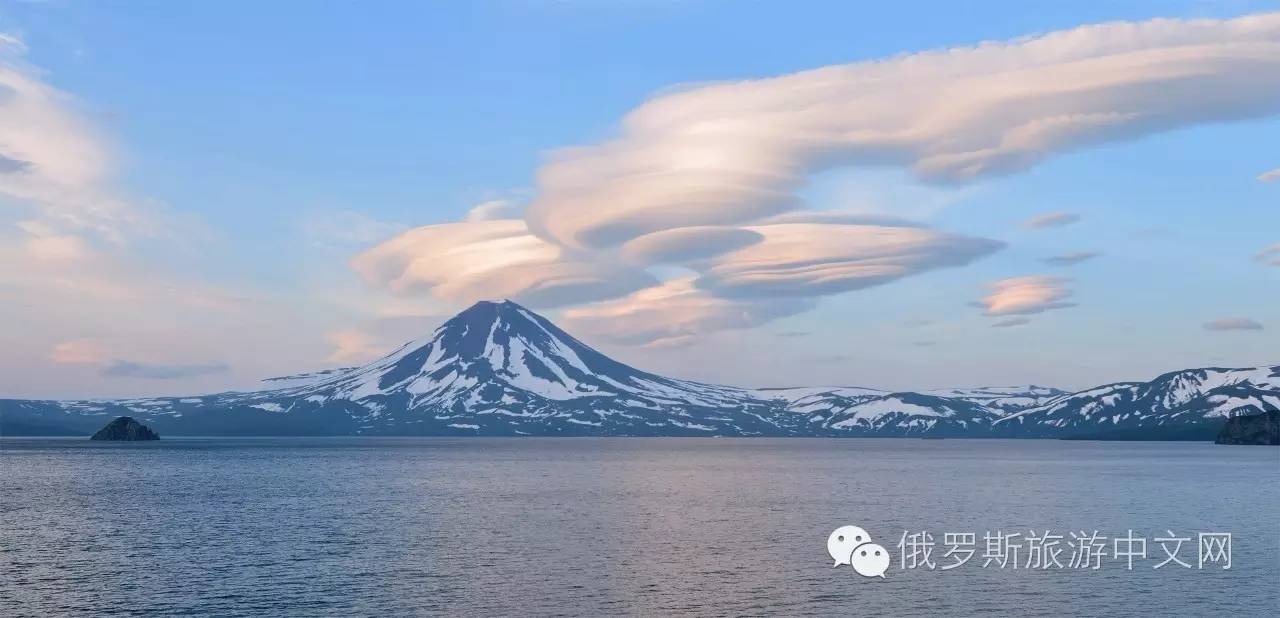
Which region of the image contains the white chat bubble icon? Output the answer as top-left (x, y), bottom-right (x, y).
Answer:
top-left (850, 542), bottom-right (890, 578)
top-left (827, 525), bottom-right (872, 566)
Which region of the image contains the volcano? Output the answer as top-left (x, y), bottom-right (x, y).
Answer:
top-left (1, 300), bottom-right (1274, 438)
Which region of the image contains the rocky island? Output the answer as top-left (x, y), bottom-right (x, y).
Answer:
top-left (90, 416), bottom-right (160, 441)
top-left (1214, 410), bottom-right (1279, 445)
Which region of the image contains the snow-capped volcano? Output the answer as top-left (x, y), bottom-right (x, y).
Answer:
top-left (1, 301), bottom-right (784, 436)
top-left (1, 300), bottom-right (1275, 439)
top-left (280, 299), bottom-right (755, 415)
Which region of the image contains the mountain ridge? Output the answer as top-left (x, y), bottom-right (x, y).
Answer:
top-left (1, 300), bottom-right (1275, 438)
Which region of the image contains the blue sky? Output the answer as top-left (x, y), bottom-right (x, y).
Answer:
top-left (0, 1), bottom-right (1276, 398)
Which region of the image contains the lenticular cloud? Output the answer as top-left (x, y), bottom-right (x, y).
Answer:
top-left (525, 13), bottom-right (1280, 251)
top-left (354, 13), bottom-right (1280, 342)
top-left (350, 219), bottom-right (656, 309)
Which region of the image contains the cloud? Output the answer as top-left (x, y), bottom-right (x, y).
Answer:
top-left (1203, 318), bottom-right (1264, 331)
top-left (619, 226), bottom-right (763, 264)
top-left (561, 278), bottom-right (812, 346)
top-left (0, 33), bottom-right (26, 54)
top-left (50, 339), bottom-right (109, 364)
top-left (1022, 212), bottom-right (1081, 229)
top-left (325, 330), bottom-right (388, 364)
top-left (1256, 243), bottom-right (1280, 266)
top-left (1042, 251), bottom-right (1101, 266)
top-left (99, 360), bottom-right (230, 379)
top-left (351, 218), bottom-right (656, 308)
top-left (15, 220), bottom-right (95, 261)
top-left (1258, 168), bottom-right (1280, 182)
top-left (351, 13), bottom-right (1280, 345)
top-left (0, 45), bottom-right (160, 243)
top-left (991, 317), bottom-right (1032, 328)
top-left (696, 222), bottom-right (1003, 298)
top-left (753, 210), bottom-right (927, 228)
top-left (465, 199), bottom-right (523, 222)
top-left (811, 354), bottom-right (854, 363)
top-left (324, 314), bottom-right (444, 364)
top-left (0, 153), bottom-right (32, 173)
top-left (524, 13), bottom-right (1280, 250)
top-left (978, 276), bottom-right (1075, 316)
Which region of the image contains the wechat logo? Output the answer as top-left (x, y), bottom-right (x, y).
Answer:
top-left (827, 525), bottom-right (890, 578)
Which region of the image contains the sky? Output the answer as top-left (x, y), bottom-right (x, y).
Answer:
top-left (0, 0), bottom-right (1276, 399)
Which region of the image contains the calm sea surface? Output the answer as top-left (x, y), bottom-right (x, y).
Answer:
top-left (1, 438), bottom-right (1277, 616)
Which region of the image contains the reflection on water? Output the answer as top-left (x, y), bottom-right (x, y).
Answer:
top-left (1, 438), bottom-right (1277, 616)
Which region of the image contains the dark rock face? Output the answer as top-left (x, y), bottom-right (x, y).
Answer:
top-left (90, 416), bottom-right (160, 441)
top-left (1215, 410), bottom-right (1279, 445)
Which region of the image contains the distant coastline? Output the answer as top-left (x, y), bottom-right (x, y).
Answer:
top-left (3, 302), bottom-right (1276, 441)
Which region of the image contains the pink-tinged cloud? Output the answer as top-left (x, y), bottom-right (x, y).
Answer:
top-left (619, 226), bottom-right (764, 264)
top-left (696, 223), bottom-right (1003, 298)
top-left (524, 13), bottom-right (1280, 250)
top-left (351, 219), bottom-right (655, 309)
top-left (561, 278), bottom-right (812, 347)
top-left (1258, 168), bottom-right (1280, 182)
top-left (325, 330), bottom-right (386, 364)
top-left (16, 220), bottom-right (94, 261)
top-left (1203, 318), bottom-right (1264, 331)
top-left (979, 276), bottom-right (1075, 316)
top-left (1, 41), bottom-right (163, 243)
top-left (49, 339), bottom-right (109, 364)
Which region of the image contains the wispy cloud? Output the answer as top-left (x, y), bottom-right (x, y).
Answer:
top-left (978, 276), bottom-right (1075, 316)
top-left (1258, 168), bottom-right (1280, 182)
top-left (49, 339), bottom-right (109, 364)
top-left (991, 317), bottom-right (1032, 328)
top-left (1255, 243), bottom-right (1280, 266)
top-left (324, 314), bottom-right (444, 364)
top-left (464, 199), bottom-right (523, 222)
top-left (1042, 251), bottom-right (1101, 266)
top-left (99, 360), bottom-right (231, 380)
top-left (0, 33), bottom-right (27, 54)
top-left (0, 39), bottom-right (162, 244)
top-left (1022, 212), bottom-right (1081, 230)
top-left (1203, 318), bottom-right (1264, 331)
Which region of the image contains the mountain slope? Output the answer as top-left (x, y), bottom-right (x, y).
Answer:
top-left (1, 301), bottom-right (1275, 438)
top-left (1, 301), bottom-right (785, 437)
top-left (264, 300), bottom-right (783, 435)
top-left (995, 366), bottom-right (1280, 437)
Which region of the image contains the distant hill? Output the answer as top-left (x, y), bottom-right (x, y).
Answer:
top-left (2, 300), bottom-right (1275, 438)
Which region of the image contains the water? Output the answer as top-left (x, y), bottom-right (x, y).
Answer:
top-left (2, 438), bottom-right (1277, 616)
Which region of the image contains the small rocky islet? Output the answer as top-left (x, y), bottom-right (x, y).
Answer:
top-left (90, 416), bottom-right (160, 441)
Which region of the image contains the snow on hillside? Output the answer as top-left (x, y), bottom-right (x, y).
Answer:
top-left (2, 300), bottom-right (1274, 438)
top-left (996, 366), bottom-right (1280, 433)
